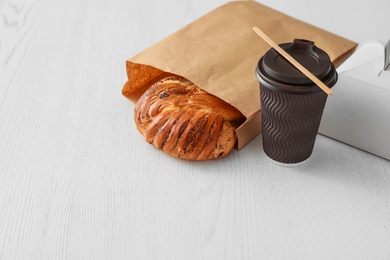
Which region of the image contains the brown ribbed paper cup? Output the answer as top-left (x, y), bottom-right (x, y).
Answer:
top-left (256, 39), bottom-right (338, 165)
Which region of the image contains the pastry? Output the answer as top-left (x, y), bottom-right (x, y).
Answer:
top-left (134, 76), bottom-right (245, 160)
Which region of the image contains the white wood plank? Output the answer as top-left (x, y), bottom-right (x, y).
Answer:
top-left (1, 0), bottom-right (390, 259)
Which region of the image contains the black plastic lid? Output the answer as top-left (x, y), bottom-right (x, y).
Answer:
top-left (256, 39), bottom-right (338, 94)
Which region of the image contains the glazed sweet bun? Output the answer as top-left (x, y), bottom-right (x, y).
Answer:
top-left (134, 76), bottom-right (245, 160)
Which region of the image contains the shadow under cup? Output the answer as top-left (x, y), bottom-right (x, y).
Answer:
top-left (256, 39), bottom-right (338, 165)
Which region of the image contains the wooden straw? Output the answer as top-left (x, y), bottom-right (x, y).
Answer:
top-left (252, 26), bottom-right (333, 95)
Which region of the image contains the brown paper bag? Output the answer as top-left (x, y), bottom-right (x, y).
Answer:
top-left (122, 1), bottom-right (357, 149)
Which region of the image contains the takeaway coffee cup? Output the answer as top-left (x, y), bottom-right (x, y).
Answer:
top-left (256, 39), bottom-right (338, 165)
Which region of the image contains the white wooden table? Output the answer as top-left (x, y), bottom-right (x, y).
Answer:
top-left (1, 0), bottom-right (389, 259)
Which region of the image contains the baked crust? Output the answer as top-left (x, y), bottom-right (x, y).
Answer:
top-left (134, 76), bottom-right (245, 160)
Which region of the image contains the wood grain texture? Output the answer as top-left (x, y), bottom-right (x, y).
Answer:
top-left (1, 0), bottom-right (390, 259)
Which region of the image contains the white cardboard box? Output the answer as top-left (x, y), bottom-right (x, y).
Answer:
top-left (319, 41), bottom-right (390, 160)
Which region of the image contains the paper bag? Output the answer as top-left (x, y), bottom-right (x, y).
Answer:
top-left (122, 1), bottom-right (357, 149)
